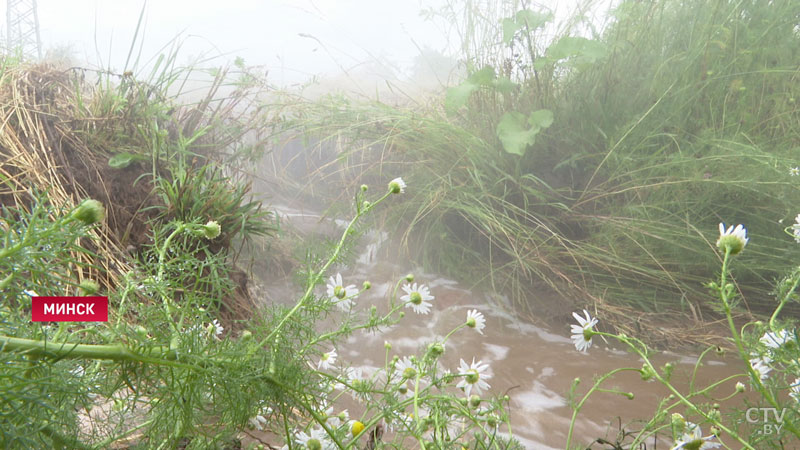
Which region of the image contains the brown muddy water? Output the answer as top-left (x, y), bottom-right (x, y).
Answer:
top-left (249, 203), bottom-right (756, 449)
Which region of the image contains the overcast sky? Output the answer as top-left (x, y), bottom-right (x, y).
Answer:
top-left (2, 1), bottom-right (604, 89)
top-left (2, 0), bottom-right (454, 86)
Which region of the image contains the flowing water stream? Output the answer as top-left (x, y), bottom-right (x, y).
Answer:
top-left (249, 202), bottom-right (748, 449)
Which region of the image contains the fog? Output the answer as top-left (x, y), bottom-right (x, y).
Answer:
top-left (1, 0), bottom-right (589, 91)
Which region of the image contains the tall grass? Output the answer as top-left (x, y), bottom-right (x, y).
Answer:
top-left (268, 0), bottom-right (800, 339)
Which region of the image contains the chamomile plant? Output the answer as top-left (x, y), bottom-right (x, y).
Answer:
top-left (0, 180), bottom-right (517, 449)
top-left (566, 222), bottom-right (800, 449)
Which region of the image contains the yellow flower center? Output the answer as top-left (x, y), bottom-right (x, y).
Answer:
top-left (334, 285), bottom-right (346, 299)
top-left (351, 421), bottom-right (365, 437)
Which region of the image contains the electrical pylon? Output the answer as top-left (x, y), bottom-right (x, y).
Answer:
top-left (6, 0), bottom-right (41, 60)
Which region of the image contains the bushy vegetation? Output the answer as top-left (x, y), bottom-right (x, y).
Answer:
top-left (270, 0), bottom-right (800, 340)
top-left (2, 0), bottom-right (800, 448)
top-left (0, 42), bottom-right (515, 447)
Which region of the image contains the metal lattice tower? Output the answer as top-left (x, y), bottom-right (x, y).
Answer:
top-left (6, 0), bottom-right (41, 60)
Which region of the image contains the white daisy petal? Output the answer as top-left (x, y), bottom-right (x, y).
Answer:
top-left (466, 309), bottom-right (486, 334)
top-left (456, 358), bottom-right (492, 397)
top-left (401, 282), bottom-right (434, 314)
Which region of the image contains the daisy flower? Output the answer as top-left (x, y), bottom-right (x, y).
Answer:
top-left (760, 329), bottom-right (790, 349)
top-left (317, 348), bottom-right (337, 370)
top-left (401, 283), bottom-right (434, 314)
top-left (396, 356), bottom-right (417, 379)
top-left (791, 167), bottom-right (799, 176)
top-left (716, 223), bottom-right (748, 255)
top-left (388, 177), bottom-right (406, 194)
top-left (749, 356), bottom-right (772, 381)
top-left (570, 309), bottom-right (598, 352)
top-left (346, 367), bottom-right (364, 384)
top-left (326, 273), bottom-right (358, 310)
top-left (329, 409), bottom-right (348, 428)
top-left (210, 319), bottom-right (224, 337)
top-left (248, 414), bottom-right (267, 431)
top-left (671, 422), bottom-right (721, 450)
top-left (466, 309), bottom-right (486, 334)
top-left (295, 426), bottom-right (332, 449)
top-left (457, 358), bottom-right (492, 397)
top-left (792, 214), bottom-right (800, 243)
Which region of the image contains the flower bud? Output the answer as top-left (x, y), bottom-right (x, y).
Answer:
top-left (663, 362), bottom-right (674, 379)
top-left (135, 325), bottom-right (148, 338)
top-left (426, 342), bottom-right (445, 358)
top-left (201, 220), bottom-right (221, 239)
top-left (363, 281), bottom-right (371, 290)
top-left (384, 340), bottom-right (391, 350)
top-left (71, 199), bottom-right (105, 225)
top-left (671, 413), bottom-right (686, 433)
top-left (735, 381), bottom-right (745, 393)
top-left (469, 395), bottom-right (481, 408)
top-left (360, 184), bottom-right (368, 192)
top-left (640, 364), bottom-right (654, 381)
top-left (405, 273), bottom-right (414, 282)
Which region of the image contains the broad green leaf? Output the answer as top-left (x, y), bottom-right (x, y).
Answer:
top-left (445, 66), bottom-right (497, 113)
top-left (445, 82), bottom-right (478, 113)
top-left (497, 110), bottom-right (555, 155)
top-left (545, 37), bottom-right (607, 67)
top-left (515, 10), bottom-right (552, 30)
top-left (497, 112), bottom-right (538, 156)
top-left (108, 152), bottom-right (144, 169)
top-left (467, 66), bottom-right (497, 86)
top-left (493, 76), bottom-right (517, 93)
top-left (528, 109), bottom-right (554, 128)
top-left (502, 10), bottom-right (552, 45)
top-left (502, 18), bottom-right (520, 45)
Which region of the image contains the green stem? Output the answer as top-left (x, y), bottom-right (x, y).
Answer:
top-left (2, 335), bottom-right (191, 370)
top-left (412, 371), bottom-right (427, 449)
top-left (565, 367), bottom-right (639, 449)
top-left (156, 222), bottom-right (187, 335)
top-left (769, 267), bottom-right (800, 329)
top-left (257, 191), bottom-right (392, 368)
top-left (718, 249), bottom-right (800, 438)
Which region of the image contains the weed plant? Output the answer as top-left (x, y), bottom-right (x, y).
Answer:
top-left (566, 221), bottom-right (800, 449)
top-left (0, 182), bottom-right (517, 449)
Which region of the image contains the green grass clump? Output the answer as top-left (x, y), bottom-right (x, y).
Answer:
top-left (270, 0), bottom-right (800, 333)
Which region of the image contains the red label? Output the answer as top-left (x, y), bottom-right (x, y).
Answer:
top-left (31, 297), bottom-right (108, 322)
